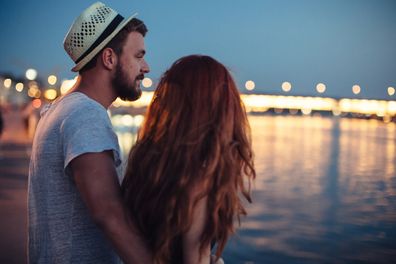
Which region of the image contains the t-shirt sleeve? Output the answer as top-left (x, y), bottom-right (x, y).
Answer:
top-left (61, 104), bottom-right (121, 171)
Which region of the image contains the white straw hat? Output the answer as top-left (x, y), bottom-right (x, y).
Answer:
top-left (63, 2), bottom-right (138, 72)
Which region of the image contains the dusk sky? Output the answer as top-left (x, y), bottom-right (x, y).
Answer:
top-left (0, 0), bottom-right (395, 99)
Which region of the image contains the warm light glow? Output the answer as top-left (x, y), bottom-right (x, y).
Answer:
top-left (245, 80), bottom-right (255, 91)
top-left (44, 89), bottom-right (58, 100)
top-left (28, 87), bottom-right (40, 98)
top-left (111, 114), bottom-right (145, 128)
top-left (26, 68), bottom-right (37, 80)
top-left (108, 91), bottom-right (396, 120)
top-left (338, 98), bottom-right (394, 116)
top-left (112, 99), bottom-right (122, 108)
top-left (352, 85), bottom-right (361, 95)
top-left (388, 87), bottom-right (395, 96)
top-left (274, 108), bottom-right (283, 114)
top-left (134, 115), bottom-right (145, 127)
top-left (113, 91), bottom-right (154, 108)
top-left (35, 90), bottom-right (41, 98)
top-left (32, 99), bottom-right (42, 109)
top-left (332, 108), bottom-right (341, 116)
top-left (316, 83), bottom-right (326, 93)
top-left (301, 108), bottom-right (312, 115)
top-left (121, 115), bottom-right (134, 126)
top-left (111, 115), bottom-right (123, 127)
top-left (28, 81), bottom-right (38, 88)
top-left (4, 78), bottom-right (12, 88)
top-left (16, 82), bottom-right (24, 92)
top-left (142, 77), bottom-right (153, 88)
top-left (383, 115), bottom-right (391, 123)
top-left (281, 82), bottom-right (292, 92)
top-left (389, 101), bottom-right (396, 115)
top-left (60, 76), bottom-right (78, 95)
top-left (241, 94), bottom-right (337, 113)
top-left (48, 75), bottom-right (57, 85)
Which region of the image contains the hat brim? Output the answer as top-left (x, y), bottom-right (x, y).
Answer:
top-left (71, 12), bottom-right (138, 72)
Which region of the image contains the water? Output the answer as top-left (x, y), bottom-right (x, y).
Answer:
top-left (114, 115), bottom-right (396, 264)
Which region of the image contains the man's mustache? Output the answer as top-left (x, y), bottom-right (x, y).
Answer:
top-left (136, 74), bottom-right (144, 81)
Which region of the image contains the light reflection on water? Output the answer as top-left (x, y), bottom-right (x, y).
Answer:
top-left (112, 115), bottom-right (396, 264)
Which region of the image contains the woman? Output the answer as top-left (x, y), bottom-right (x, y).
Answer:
top-left (122, 55), bottom-right (256, 264)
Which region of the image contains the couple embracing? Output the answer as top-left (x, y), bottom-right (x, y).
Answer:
top-left (28, 2), bottom-right (255, 264)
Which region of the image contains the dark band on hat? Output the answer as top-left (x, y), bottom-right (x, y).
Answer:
top-left (75, 14), bottom-right (124, 64)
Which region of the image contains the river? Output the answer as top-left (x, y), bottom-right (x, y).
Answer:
top-left (114, 115), bottom-right (396, 264)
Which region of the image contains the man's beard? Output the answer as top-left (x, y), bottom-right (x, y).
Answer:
top-left (112, 63), bottom-right (143, 101)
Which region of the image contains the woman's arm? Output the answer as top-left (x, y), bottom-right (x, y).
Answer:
top-left (182, 196), bottom-right (211, 264)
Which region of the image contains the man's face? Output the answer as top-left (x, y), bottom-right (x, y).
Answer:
top-left (112, 31), bottom-right (149, 101)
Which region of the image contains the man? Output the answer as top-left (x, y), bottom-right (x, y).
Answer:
top-left (28, 2), bottom-right (151, 263)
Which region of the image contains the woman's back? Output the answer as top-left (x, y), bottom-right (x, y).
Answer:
top-left (122, 55), bottom-right (256, 264)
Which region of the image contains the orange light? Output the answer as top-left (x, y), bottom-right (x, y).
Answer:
top-left (32, 99), bottom-right (42, 109)
top-left (352, 85), bottom-right (361, 95)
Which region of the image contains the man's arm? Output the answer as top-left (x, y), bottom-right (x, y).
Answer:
top-left (70, 150), bottom-right (152, 264)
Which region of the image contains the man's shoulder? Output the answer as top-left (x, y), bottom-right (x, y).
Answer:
top-left (58, 92), bottom-right (108, 120)
top-left (62, 92), bottom-right (103, 110)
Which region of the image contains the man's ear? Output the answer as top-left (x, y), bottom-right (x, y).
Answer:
top-left (101, 48), bottom-right (118, 70)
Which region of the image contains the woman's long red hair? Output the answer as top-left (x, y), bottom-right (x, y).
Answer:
top-left (122, 55), bottom-right (255, 263)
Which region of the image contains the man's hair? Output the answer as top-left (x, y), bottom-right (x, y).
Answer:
top-left (79, 18), bottom-right (147, 73)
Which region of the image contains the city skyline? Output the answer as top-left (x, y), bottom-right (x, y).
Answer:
top-left (1, 0), bottom-right (396, 99)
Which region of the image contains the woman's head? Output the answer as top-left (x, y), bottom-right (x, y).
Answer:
top-left (140, 55), bottom-right (242, 145)
top-left (123, 55), bottom-right (255, 263)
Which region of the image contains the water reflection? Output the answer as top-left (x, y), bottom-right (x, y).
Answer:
top-left (111, 114), bottom-right (396, 263)
top-left (111, 114), bottom-right (141, 157)
top-left (115, 132), bottom-right (137, 158)
top-left (225, 116), bottom-right (396, 264)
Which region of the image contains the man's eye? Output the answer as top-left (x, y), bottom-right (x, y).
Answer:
top-left (136, 53), bottom-right (145, 58)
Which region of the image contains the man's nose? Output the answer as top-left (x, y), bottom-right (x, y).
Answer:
top-left (141, 59), bottom-right (150, 73)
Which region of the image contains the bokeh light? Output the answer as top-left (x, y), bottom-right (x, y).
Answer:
top-left (4, 78), bottom-right (12, 88)
top-left (142, 77), bottom-right (153, 88)
top-left (60, 76), bottom-right (78, 95)
top-left (28, 86), bottom-right (40, 98)
top-left (134, 115), bottom-right (145, 127)
top-left (282, 82), bottom-right (292, 92)
top-left (121, 115), bottom-right (134, 126)
top-left (352, 85), bottom-right (361, 95)
top-left (48, 75), bottom-right (57, 85)
top-left (301, 108), bottom-right (312, 115)
top-left (316, 83), bottom-right (326, 93)
top-left (32, 98), bottom-right (42, 109)
top-left (245, 80), bottom-right (255, 91)
top-left (26, 69), bottom-right (37, 80)
top-left (44, 89), bottom-right (57, 100)
top-left (388, 87), bottom-right (395, 96)
top-left (16, 82), bottom-right (24, 92)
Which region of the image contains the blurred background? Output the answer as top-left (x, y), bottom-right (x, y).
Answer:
top-left (0, 0), bottom-right (395, 263)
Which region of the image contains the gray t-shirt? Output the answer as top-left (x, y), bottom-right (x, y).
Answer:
top-left (28, 92), bottom-right (122, 263)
